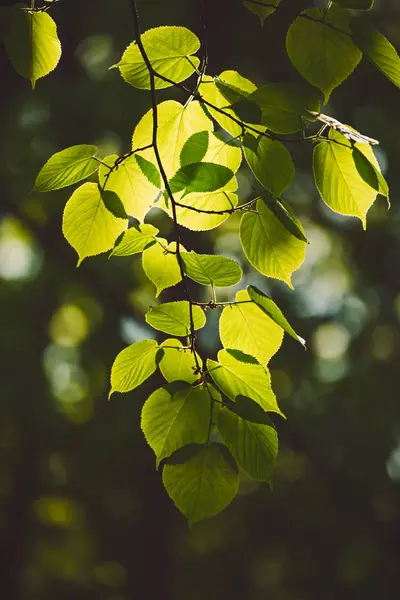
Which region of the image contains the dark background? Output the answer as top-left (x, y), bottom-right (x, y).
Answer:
top-left (1, 0), bottom-right (400, 598)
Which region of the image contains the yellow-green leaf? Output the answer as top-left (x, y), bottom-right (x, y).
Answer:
top-left (352, 21), bottom-right (400, 89)
top-left (146, 301), bottom-right (206, 336)
top-left (118, 26), bottom-right (200, 90)
top-left (219, 289), bottom-right (284, 365)
top-left (159, 339), bottom-right (201, 384)
top-left (240, 199), bottom-right (307, 287)
top-left (109, 339), bottom-right (159, 398)
top-left (142, 240), bottom-right (183, 297)
top-left (98, 154), bottom-right (159, 222)
top-left (62, 183), bottom-right (127, 265)
top-left (243, 133), bottom-right (294, 195)
top-left (34, 145), bottom-right (99, 192)
top-left (5, 6), bottom-right (61, 88)
top-left (110, 224), bottom-right (158, 257)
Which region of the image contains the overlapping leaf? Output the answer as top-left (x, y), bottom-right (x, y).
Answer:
top-left (286, 5), bottom-right (362, 99)
top-left (159, 339), bottom-right (201, 384)
top-left (182, 252), bottom-right (242, 287)
top-left (142, 240), bottom-right (182, 296)
top-left (219, 290), bottom-right (284, 365)
top-left (240, 199), bottom-right (307, 287)
top-left (110, 224), bottom-right (158, 257)
top-left (243, 133), bottom-right (294, 195)
top-left (162, 443), bottom-right (239, 526)
top-left (62, 183), bottom-right (127, 265)
top-left (352, 21), bottom-right (400, 89)
top-left (146, 302), bottom-right (206, 336)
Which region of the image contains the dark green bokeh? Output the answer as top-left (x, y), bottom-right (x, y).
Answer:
top-left (1, 0), bottom-right (400, 598)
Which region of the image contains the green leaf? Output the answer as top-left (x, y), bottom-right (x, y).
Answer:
top-left (101, 190), bottom-right (128, 219)
top-left (223, 395), bottom-right (273, 425)
top-left (286, 5), bottom-right (362, 100)
top-left (162, 443), bottom-right (239, 526)
top-left (62, 183), bottom-right (127, 265)
top-left (34, 145), bottom-right (99, 192)
top-left (109, 339), bottom-right (159, 398)
top-left (182, 252), bottom-right (242, 287)
top-left (203, 133), bottom-right (243, 173)
top-left (132, 100), bottom-right (213, 179)
top-left (180, 132), bottom-right (209, 167)
top-left (5, 6), bottom-right (61, 88)
top-left (352, 21), bottom-right (400, 89)
top-left (135, 154), bottom-right (161, 188)
top-left (207, 349), bottom-right (284, 417)
top-left (141, 382), bottom-right (211, 468)
top-left (198, 71), bottom-right (257, 137)
top-left (244, 0), bottom-right (280, 25)
top-left (247, 285), bottom-right (306, 347)
top-left (162, 186), bottom-right (239, 231)
top-left (159, 339), bottom-right (201, 384)
top-left (98, 154), bottom-right (159, 222)
top-left (240, 198), bottom-right (307, 287)
top-left (335, 0), bottom-right (373, 8)
top-left (219, 289), bottom-right (284, 365)
top-left (110, 224), bottom-right (158, 257)
top-left (250, 83), bottom-right (321, 134)
top-left (218, 408), bottom-right (278, 482)
top-left (215, 80), bottom-right (262, 124)
top-left (262, 196), bottom-right (309, 243)
top-left (243, 133), bottom-right (294, 196)
top-left (146, 302), bottom-right (206, 336)
top-left (169, 163), bottom-right (234, 197)
top-left (142, 239), bottom-right (182, 297)
top-left (118, 26), bottom-right (200, 90)
top-left (354, 144), bottom-right (389, 201)
top-left (313, 130), bottom-right (379, 228)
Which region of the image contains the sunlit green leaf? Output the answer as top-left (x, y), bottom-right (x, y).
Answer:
top-left (162, 443), bottom-right (239, 526)
top-left (5, 6), bottom-right (61, 88)
top-left (159, 339), bottom-right (201, 384)
top-left (243, 133), bottom-right (294, 195)
top-left (352, 21), bottom-right (400, 89)
top-left (110, 224), bottom-right (158, 257)
top-left (142, 239), bottom-right (182, 297)
top-left (286, 5), bottom-right (362, 100)
top-left (247, 285), bottom-right (306, 347)
top-left (240, 198), bottom-right (307, 287)
top-left (142, 382), bottom-right (211, 467)
top-left (98, 154), bottom-right (159, 222)
top-left (135, 154), bottom-right (161, 188)
top-left (146, 302), bottom-right (206, 336)
top-left (169, 163), bottom-right (234, 197)
top-left (34, 145), bottom-right (98, 192)
top-left (182, 252), bottom-right (242, 287)
top-left (244, 0), bottom-right (280, 24)
top-left (62, 183), bottom-right (127, 265)
top-left (203, 133), bottom-right (243, 173)
top-left (250, 83), bottom-right (321, 134)
top-left (198, 71), bottom-right (257, 137)
top-left (219, 289), bottom-right (284, 365)
top-left (218, 408), bottom-right (278, 482)
top-left (313, 130), bottom-right (379, 228)
top-left (208, 349), bottom-right (284, 417)
top-left (101, 190), bottom-right (128, 219)
top-left (109, 339), bottom-right (159, 398)
top-left (118, 26), bottom-right (200, 90)
top-left (180, 131), bottom-right (209, 167)
top-left (262, 196), bottom-right (308, 243)
top-left (132, 100), bottom-right (213, 179)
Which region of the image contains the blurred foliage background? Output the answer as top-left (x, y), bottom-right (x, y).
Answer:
top-left (1, 0), bottom-right (400, 598)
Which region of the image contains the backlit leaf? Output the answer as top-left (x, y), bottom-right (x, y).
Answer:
top-left (240, 199), bottom-right (307, 287)
top-left (169, 163), bottom-right (234, 197)
top-left (313, 130), bottom-right (379, 228)
top-left (219, 289), bottom-right (284, 365)
top-left (110, 224), bottom-right (158, 257)
top-left (146, 302), bottom-right (206, 336)
top-left (286, 5), bottom-right (362, 100)
top-left (352, 21), bottom-right (400, 89)
top-left (118, 26), bottom-right (200, 90)
top-left (142, 239), bottom-right (182, 296)
top-left (207, 349), bottom-right (284, 416)
top-left (5, 6), bottom-right (61, 88)
top-left (162, 443), bottom-right (239, 525)
top-left (141, 382), bottom-right (211, 467)
top-left (180, 131), bottom-right (209, 167)
top-left (34, 145), bottom-right (98, 192)
top-left (218, 408), bottom-right (278, 482)
top-left (248, 285), bottom-right (306, 347)
top-left (109, 339), bottom-right (159, 398)
top-left (244, 0), bottom-right (280, 24)
top-left (62, 183), bottom-right (127, 265)
top-left (182, 252), bottom-right (242, 287)
top-left (243, 133), bottom-right (294, 195)
top-left (98, 154), bottom-right (159, 222)
top-left (159, 339), bottom-right (201, 384)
